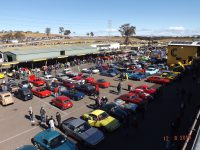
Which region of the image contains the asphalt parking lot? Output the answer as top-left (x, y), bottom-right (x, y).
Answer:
top-left (0, 63), bottom-right (157, 150)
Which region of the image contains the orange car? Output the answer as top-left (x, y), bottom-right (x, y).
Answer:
top-left (91, 79), bottom-right (110, 88)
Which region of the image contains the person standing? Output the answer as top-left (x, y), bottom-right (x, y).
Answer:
top-left (40, 107), bottom-right (46, 125)
top-left (117, 82), bottom-right (121, 95)
top-left (125, 72), bottom-right (129, 80)
top-left (56, 112), bottom-right (62, 129)
top-left (46, 116), bottom-right (50, 128)
top-left (28, 106), bottom-right (35, 123)
top-left (49, 116), bottom-right (55, 130)
top-left (54, 87), bottom-right (59, 97)
top-left (94, 85), bottom-right (100, 98)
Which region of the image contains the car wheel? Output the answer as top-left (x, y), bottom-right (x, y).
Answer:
top-left (31, 138), bottom-right (40, 149)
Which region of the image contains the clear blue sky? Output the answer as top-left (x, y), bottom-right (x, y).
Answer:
top-left (0, 0), bottom-right (199, 36)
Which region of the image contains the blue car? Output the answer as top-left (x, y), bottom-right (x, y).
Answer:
top-left (129, 72), bottom-right (147, 80)
top-left (100, 69), bottom-right (120, 77)
top-left (16, 145), bottom-right (37, 150)
top-left (31, 129), bottom-right (77, 150)
top-left (61, 89), bottom-right (85, 101)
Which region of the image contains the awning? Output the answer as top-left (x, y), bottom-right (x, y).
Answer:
top-left (58, 56), bottom-right (68, 58)
top-left (33, 59), bottom-right (47, 62)
top-left (77, 54), bottom-right (85, 56)
top-left (2, 61), bottom-right (19, 66)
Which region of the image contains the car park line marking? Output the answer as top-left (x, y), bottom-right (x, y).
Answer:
top-left (61, 104), bottom-right (88, 117)
top-left (0, 126), bottom-right (38, 144)
top-left (35, 97), bottom-right (68, 116)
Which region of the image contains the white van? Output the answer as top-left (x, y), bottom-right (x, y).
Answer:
top-left (0, 91), bottom-right (14, 106)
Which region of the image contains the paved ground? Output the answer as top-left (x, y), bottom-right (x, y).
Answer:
top-left (0, 64), bottom-right (199, 150)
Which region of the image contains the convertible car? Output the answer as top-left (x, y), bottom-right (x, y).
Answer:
top-left (32, 87), bottom-right (51, 98)
top-left (90, 79), bottom-right (110, 88)
top-left (117, 92), bottom-right (144, 105)
top-left (81, 109), bottom-right (120, 132)
top-left (61, 89), bottom-right (85, 101)
top-left (135, 85), bottom-right (157, 95)
top-left (100, 103), bottom-right (128, 123)
top-left (128, 72), bottom-right (147, 80)
top-left (146, 76), bottom-right (170, 84)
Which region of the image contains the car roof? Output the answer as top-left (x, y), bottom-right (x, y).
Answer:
top-left (91, 109), bottom-right (104, 116)
top-left (0, 91), bottom-right (11, 96)
top-left (35, 129), bottom-right (60, 142)
top-left (66, 118), bottom-right (85, 128)
top-left (57, 96), bottom-right (70, 101)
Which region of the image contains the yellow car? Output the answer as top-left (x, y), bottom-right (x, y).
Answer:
top-left (82, 109), bottom-right (120, 132)
top-left (161, 73), bottom-right (176, 80)
top-left (6, 72), bottom-right (13, 77)
top-left (0, 73), bottom-right (5, 79)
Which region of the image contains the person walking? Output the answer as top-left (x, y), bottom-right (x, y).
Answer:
top-left (40, 106), bottom-right (46, 125)
top-left (28, 106), bottom-right (35, 123)
top-left (46, 116), bottom-right (50, 129)
top-left (54, 87), bottom-right (59, 97)
top-left (125, 72), bottom-right (129, 80)
top-left (56, 112), bottom-right (61, 129)
top-left (94, 85), bottom-right (99, 98)
top-left (49, 116), bottom-right (55, 131)
top-left (117, 82), bottom-right (121, 95)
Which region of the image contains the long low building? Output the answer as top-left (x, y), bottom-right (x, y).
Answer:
top-left (0, 43), bottom-right (122, 68)
top-left (3, 44), bottom-right (99, 62)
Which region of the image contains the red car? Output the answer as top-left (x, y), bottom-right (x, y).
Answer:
top-left (91, 79), bottom-right (110, 88)
top-left (29, 75), bottom-right (45, 87)
top-left (81, 74), bottom-right (95, 83)
top-left (32, 87), bottom-right (51, 98)
top-left (135, 85), bottom-right (157, 94)
top-left (51, 96), bottom-right (73, 110)
top-left (117, 92), bottom-right (144, 104)
top-left (146, 76), bottom-right (170, 84)
top-left (129, 90), bottom-right (153, 101)
top-left (61, 81), bottom-right (76, 89)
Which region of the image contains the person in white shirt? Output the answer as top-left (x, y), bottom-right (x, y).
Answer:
top-left (49, 116), bottom-right (55, 130)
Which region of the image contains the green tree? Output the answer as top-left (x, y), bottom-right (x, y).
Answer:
top-left (14, 32), bottom-right (25, 41)
top-left (86, 33), bottom-right (90, 37)
top-left (1, 33), bottom-right (14, 42)
top-left (59, 27), bottom-right (64, 35)
top-left (64, 30), bottom-right (71, 36)
top-left (45, 28), bottom-right (51, 36)
top-left (119, 23), bottom-right (136, 45)
top-left (90, 32), bottom-right (94, 37)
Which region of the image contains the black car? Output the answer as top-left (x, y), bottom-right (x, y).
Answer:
top-left (14, 88), bottom-right (33, 101)
top-left (75, 84), bottom-right (96, 96)
top-left (18, 80), bottom-right (32, 89)
top-left (100, 102), bottom-right (128, 123)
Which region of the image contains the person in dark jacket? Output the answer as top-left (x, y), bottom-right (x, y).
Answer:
top-left (40, 106), bottom-right (46, 125)
top-left (117, 82), bottom-right (121, 95)
top-left (56, 112), bottom-right (61, 129)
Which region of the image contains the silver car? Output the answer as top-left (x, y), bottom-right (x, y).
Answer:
top-left (61, 117), bottom-right (104, 146)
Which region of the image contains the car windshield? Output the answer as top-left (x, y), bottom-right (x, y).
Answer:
top-left (49, 134), bottom-right (66, 149)
top-left (22, 88), bottom-right (31, 94)
top-left (64, 100), bottom-right (70, 103)
top-left (98, 112), bottom-right (109, 120)
top-left (147, 68), bottom-right (154, 71)
top-left (74, 122), bottom-right (91, 134)
top-left (97, 79), bottom-right (105, 82)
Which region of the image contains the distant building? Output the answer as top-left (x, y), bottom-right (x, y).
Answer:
top-left (91, 43), bottom-right (120, 51)
top-left (167, 41), bottom-right (200, 64)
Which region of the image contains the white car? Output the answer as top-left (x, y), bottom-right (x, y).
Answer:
top-left (63, 68), bottom-right (72, 74)
top-left (145, 67), bottom-right (159, 75)
top-left (66, 78), bottom-right (85, 84)
top-left (81, 67), bottom-right (99, 74)
top-left (41, 75), bottom-right (57, 84)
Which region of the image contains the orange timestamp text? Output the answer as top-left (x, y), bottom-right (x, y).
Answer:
top-left (163, 135), bottom-right (191, 141)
